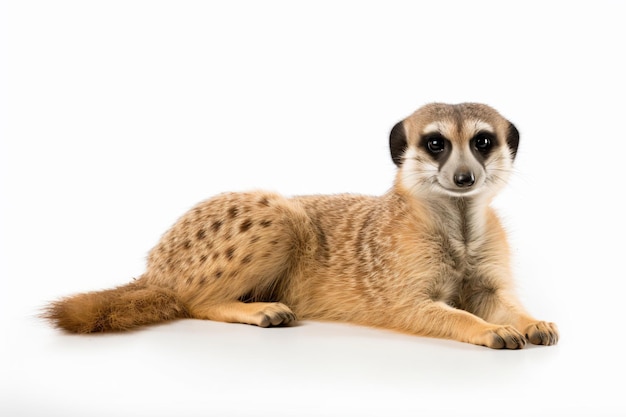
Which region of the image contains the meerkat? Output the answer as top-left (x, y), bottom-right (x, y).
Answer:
top-left (44, 102), bottom-right (559, 349)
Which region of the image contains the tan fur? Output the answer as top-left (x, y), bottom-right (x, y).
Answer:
top-left (43, 282), bottom-right (190, 333)
top-left (43, 103), bottom-right (559, 349)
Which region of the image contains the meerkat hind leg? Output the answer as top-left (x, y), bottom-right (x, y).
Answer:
top-left (191, 301), bottom-right (296, 327)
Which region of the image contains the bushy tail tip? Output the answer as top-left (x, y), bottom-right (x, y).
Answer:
top-left (42, 281), bottom-right (190, 333)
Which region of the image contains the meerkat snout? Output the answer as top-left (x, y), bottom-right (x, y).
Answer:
top-left (453, 170), bottom-right (475, 188)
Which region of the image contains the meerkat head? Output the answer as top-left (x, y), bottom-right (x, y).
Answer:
top-left (389, 103), bottom-right (519, 199)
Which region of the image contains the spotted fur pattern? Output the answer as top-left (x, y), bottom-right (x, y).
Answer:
top-left (43, 103), bottom-right (559, 349)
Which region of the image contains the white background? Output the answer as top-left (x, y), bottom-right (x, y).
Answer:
top-left (1, 1), bottom-right (625, 416)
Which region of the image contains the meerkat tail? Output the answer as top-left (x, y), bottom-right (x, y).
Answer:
top-left (42, 280), bottom-right (190, 333)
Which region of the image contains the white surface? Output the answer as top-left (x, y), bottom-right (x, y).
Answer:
top-left (1, 1), bottom-right (625, 416)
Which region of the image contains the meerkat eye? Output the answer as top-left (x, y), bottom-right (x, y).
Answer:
top-left (425, 135), bottom-right (446, 154)
top-left (473, 133), bottom-right (494, 153)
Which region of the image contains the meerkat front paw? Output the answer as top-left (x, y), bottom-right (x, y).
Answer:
top-left (524, 321), bottom-right (559, 345)
top-left (475, 325), bottom-right (527, 349)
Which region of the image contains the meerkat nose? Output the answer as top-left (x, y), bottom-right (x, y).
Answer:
top-left (453, 171), bottom-right (475, 188)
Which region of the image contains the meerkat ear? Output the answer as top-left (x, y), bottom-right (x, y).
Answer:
top-left (389, 121), bottom-right (407, 167)
top-left (507, 122), bottom-right (520, 159)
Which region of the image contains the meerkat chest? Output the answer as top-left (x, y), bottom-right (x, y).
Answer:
top-left (441, 231), bottom-right (485, 273)
top-left (436, 199), bottom-right (488, 269)
top-left (424, 202), bottom-right (495, 305)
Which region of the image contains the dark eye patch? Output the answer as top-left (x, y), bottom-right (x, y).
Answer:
top-left (471, 131), bottom-right (498, 162)
top-left (420, 132), bottom-right (452, 163)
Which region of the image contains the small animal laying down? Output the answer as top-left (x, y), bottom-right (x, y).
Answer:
top-left (44, 102), bottom-right (559, 349)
